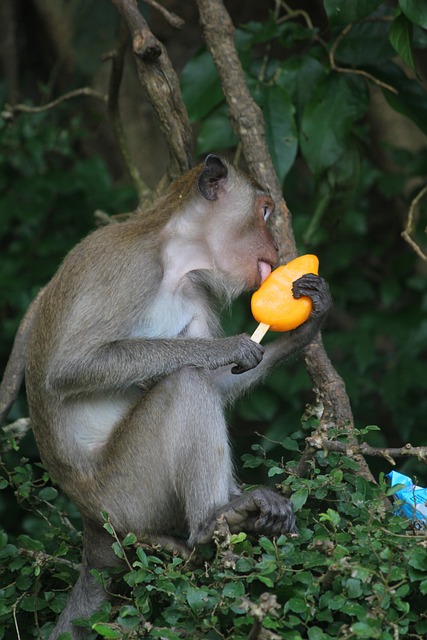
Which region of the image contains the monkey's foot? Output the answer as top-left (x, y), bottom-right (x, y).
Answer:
top-left (193, 487), bottom-right (297, 545)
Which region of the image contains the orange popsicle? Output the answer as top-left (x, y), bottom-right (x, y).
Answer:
top-left (251, 254), bottom-right (319, 343)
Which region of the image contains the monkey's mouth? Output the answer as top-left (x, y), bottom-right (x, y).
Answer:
top-left (258, 260), bottom-right (272, 284)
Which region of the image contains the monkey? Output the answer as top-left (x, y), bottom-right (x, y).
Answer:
top-left (23, 154), bottom-right (331, 638)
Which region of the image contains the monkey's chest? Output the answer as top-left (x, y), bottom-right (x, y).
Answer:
top-left (130, 290), bottom-right (212, 339)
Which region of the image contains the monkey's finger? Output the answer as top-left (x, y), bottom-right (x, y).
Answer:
top-left (292, 273), bottom-right (321, 297)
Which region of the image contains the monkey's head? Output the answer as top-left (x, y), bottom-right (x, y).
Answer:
top-left (160, 154), bottom-right (278, 297)
top-left (195, 154), bottom-right (279, 292)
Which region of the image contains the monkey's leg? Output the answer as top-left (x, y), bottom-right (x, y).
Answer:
top-left (96, 367), bottom-right (238, 547)
top-left (49, 521), bottom-right (121, 640)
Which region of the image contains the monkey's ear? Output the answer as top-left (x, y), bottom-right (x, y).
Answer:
top-left (197, 154), bottom-right (228, 201)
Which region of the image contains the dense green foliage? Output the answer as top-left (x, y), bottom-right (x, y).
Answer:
top-left (1, 424), bottom-right (427, 639)
top-left (182, 0), bottom-right (427, 478)
top-left (1, 0), bottom-right (427, 638)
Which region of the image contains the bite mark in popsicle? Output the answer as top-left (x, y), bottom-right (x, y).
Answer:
top-left (251, 254), bottom-right (319, 343)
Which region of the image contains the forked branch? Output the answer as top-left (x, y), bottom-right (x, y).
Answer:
top-left (196, 0), bottom-right (375, 484)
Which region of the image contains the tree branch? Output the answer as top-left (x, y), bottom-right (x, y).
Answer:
top-left (306, 436), bottom-right (427, 465)
top-left (196, 0), bottom-right (297, 261)
top-left (111, 0), bottom-right (193, 182)
top-left (196, 0), bottom-right (375, 484)
top-left (105, 20), bottom-right (151, 203)
top-left (401, 182), bottom-right (427, 261)
top-left (2, 88), bottom-right (106, 122)
top-left (141, 0), bottom-right (184, 29)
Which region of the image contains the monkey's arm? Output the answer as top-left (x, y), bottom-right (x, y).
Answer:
top-left (213, 274), bottom-right (331, 401)
top-left (45, 333), bottom-right (264, 396)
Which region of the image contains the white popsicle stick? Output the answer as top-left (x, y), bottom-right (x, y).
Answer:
top-left (250, 322), bottom-right (270, 343)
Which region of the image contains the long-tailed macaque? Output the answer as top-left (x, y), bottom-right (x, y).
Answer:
top-left (24, 154), bottom-right (331, 638)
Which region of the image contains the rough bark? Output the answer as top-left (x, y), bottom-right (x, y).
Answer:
top-left (111, 0), bottom-right (193, 182)
top-left (196, 0), bottom-right (375, 483)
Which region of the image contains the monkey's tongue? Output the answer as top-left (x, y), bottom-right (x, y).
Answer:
top-left (258, 261), bottom-right (272, 284)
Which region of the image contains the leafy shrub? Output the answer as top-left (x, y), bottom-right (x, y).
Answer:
top-left (1, 425), bottom-right (427, 639)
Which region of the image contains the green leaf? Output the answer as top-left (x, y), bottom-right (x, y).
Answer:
top-left (378, 61), bottom-right (427, 134)
top-left (122, 533), bottom-right (137, 547)
top-left (324, 0), bottom-right (383, 25)
top-left (268, 466), bottom-right (285, 477)
top-left (346, 578), bottom-right (363, 598)
top-left (257, 574), bottom-right (274, 587)
top-left (231, 532), bottom-right (247, 544)
top-left (260, 85), bottom-right (298, 184)
top-left (277, 56), bottom-right (326, 118)
top-left (308, 628), bottom-right (328, 640)
top-left (320, 509), bottom-right (341, 527)
top-left (389, 12), bottom-right (415, 70)
top-left (92, 623), bottom-right (122, 638)
top-left (196, 105), bottom-right (237, 155)
top-left (300, 74), bottom-right (368, 175)
top-left (351, 620), bottom-right (381, 637)
top-left (286, 597), bottom-right (307, 613)
top-left (222, 581), bottom-right (245, 598)
top-left (181, 50), bottom-right (224, 121)
top-left (281, 436), bottom-right (300, 452)
top-left (333, 21), bottom-right (395, 66)
top-left (38, 487), bottom-right (58, 501)
top-left (291, 487), bottom-right (309, 511)
top-left (186, 588), bottom-right (210, 614)
top-left (399, 0), bottom-right (427, 28)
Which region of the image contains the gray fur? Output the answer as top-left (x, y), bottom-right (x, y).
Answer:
top-left (25, 156), bottom-right (331, 638)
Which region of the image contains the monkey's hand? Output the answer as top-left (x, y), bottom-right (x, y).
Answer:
top-left (228, 334), bottom-right (265, 374)
top-left (193, 488), bottom-right (297, 545)
top-left (292, 273), bottom-right (331, 322)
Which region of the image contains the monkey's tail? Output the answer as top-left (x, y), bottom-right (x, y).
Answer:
top-left (49, 520), bottom-right (121, 639)
top-left (48, 564), bottom-right (109, 640)
top-left (0, 287), bottom-right (46, 425)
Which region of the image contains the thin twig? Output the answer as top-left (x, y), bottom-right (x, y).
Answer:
top-left (111, 0), bottom-right (193, 181)
top-left (1, 418), bottom-right (31, 450)
top-left (279, 1), bottom-right (314, 30)
top-left (306, 436), bottom-right (427, 465)
top-left (107, 20), bottom-right (151, 203)
top-left (20, 548), bottom-right (80, 571)
top-left (3, 88), bottom-right (106, 120)
top-left (329, 24), bottom-right (398, 95)
top-left (12, 591), bottom-right (26, 640)
top-left (142, 0), bottom-right (184, 28)
top-left (401, 183), bottom-right (427, 260)
top-left (105, 516), bottom-right (133, 571)
top-left (196, 0), bottom-right (376, 486)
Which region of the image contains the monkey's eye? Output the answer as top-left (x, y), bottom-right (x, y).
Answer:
top-left (262, 204), bottom-right (271, 221)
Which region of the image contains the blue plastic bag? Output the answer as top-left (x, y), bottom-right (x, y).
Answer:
top-left (386, 470), bottom-right (427, 530)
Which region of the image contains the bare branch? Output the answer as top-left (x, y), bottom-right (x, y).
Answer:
top-left (307, 436), bottom-right (427, 465)
top-left (141, 0), bottom-right (184, 29)
top-left (329, 24), bottom-right (398, 95)
top-left (111, 0), bottom-right (193, 181)
top-left (1, 418), bottom-right (31, 451)
top-left (19, 547), bottom-right (80, 571)
top-left (401, 183), bottom-right (427, 260)
top-left (2, 88), bottom-right (106, 121)
top-left (196, 0), bottom-right (375, 484)
top-left (106, 20), bottom-right (151, 203)
top-left (196, 0), bottom-right (297, 261)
